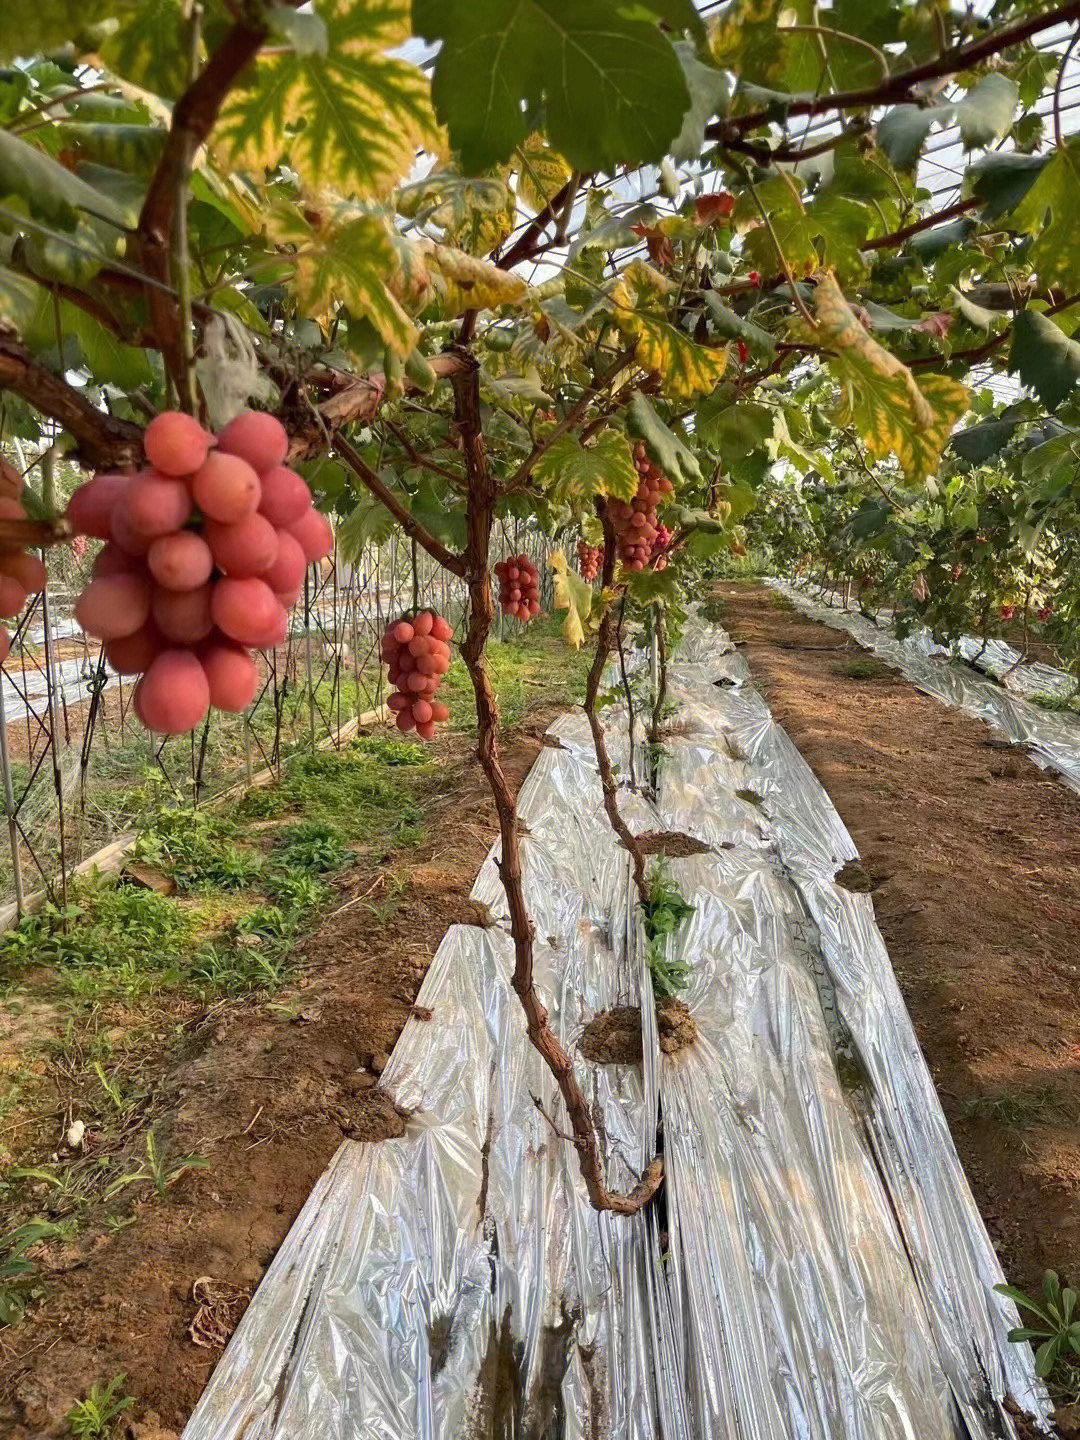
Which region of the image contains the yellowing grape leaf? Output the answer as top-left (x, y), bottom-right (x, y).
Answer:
top-left (813, 273), bottom-right (969, 482)
top-left (420, 244), bottom-right (529, 316)
top-left (610, 261), bottom-right (728, 398)
top-left (534, 430), bottom-right (639, 506)
top-left (271, 207), bottom-right (418, 355)
top-left (217, 0), bottom-right (439, 199)
top-left (550, 548), bottom-right (598, 648)
top-left (516, 135), bottom-right (573, 215)
top-left (397, 171), bottom-right (514, 256)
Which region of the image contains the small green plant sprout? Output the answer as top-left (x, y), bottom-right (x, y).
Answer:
top-left (276, 822), bottom-right (353, 874)
top-left (65, 1373), bottom-right (135, 1439)
top-left (105, 1129), bottom-right (209, 1201)
top-left (0, 1218), bottom-right (69, 1325)
top-left (641, 862), bottom-right (695, 998)
top-left (996, 1270), bottom-right (1080, 1380)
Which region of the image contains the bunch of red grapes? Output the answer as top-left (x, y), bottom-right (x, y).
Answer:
top-left (494, 553), bottom-right (541, 621)
top-left (0, 496), bottom-right (48, 665)
top-left (65, 409), bottom-right (333, 735)
top-left (651, 522), bottom-right (673, 571)
top-left (382, 610), bottom-right (452, 739)
top-left (577, 539), bottom-right (603, 582)
top-left (607, 443), bottom-right (674, 572)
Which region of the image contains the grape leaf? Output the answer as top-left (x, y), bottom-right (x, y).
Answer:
top-left (695, 392), bottom-right (776, 457)
top-left (398, 171), bottom-right (515, 257)
top-left (669, 41), bottom-right (730, 164)
top-left (271, 208), bottom-right (418, 355)
top-left (877, 74), bottom-right (1018, 168)
top-left (515, 135), bottom-right (572, 216)
top-left (1009, 140), bottom-right (1080, 289)
top-left (421, 244), bottom-right (529, 316)
top-left (413, 0), bottom-right (691, 173)
top-left (549, 547), bottom-right (598, 648)
top-left (700, 295), bottom-right (777, 361)
top-left (0, 130), bottom-right (129, 231)
top-left (218, 0), bottom-right (438, 199)
top-left (813, 273), bottom-right (970, 482)
top-left (610, 261), bottom-right (727, 398)
top-left (1009, 309), bottom-right (1080, 411)
top-left (534, 430), bottom-right (639, 506)
top-left (625, 392), bottom-right (701, 486)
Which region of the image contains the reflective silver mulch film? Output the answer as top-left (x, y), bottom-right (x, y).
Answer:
top-left (183, 620), bottom-right (1050, 1440)
top-left (771, 580), bottom-right (1080, 797)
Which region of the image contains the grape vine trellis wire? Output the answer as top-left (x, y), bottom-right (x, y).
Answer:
top-left (0, 524), bottom-right (551, 923)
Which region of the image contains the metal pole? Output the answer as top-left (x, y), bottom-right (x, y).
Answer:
top-left (0, 667), bottom-right (24, 916)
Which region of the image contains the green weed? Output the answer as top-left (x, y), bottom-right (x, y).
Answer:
top-left (998, 1270), bottom-right (1080, 1398)
top-left (275, 821), bottom-right (353, 873)
top-left (66, 1373), bottom-right (134, 1439)
top-left (641, 863), bottom-right (695, 999)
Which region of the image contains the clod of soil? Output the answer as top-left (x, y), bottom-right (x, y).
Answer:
top-left (834, 861), bottom-right (874, 893)
top-left (734, 787), bottom-right (764, 806)
top-left (579, 998), bottom-right (697, 1064)
top-left (635, 830), bottom-right (713, 858)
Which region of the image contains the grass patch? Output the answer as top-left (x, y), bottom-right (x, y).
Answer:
top-left (441, 614), bottom-right (590, 730)
top-left (1027, 689), bottom-right (1080, 714)
top-left (962, 1085), bottom-right (1076, 1127)
top-left (839, 657), bottom-right (884, 680)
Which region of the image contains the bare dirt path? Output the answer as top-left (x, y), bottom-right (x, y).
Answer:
top-left (718, 581), bottom-right (1080, 1430)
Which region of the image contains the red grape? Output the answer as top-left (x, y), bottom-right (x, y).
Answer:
top-left (199, 641), bottom-right (259, 712)
top-left (289, 507), bottom-right (333, 563)
top-left (75, 573), bottom-right (151, 639)
top-left (262, 530), bottom-right (306, 597)
top-left (0, 551), bottom-right (46, 592)
top-left (258, 466), bottom-right (311, 527)
top-left (147, 531), bottom-right (214, 590)
top-left (143, 411), bottom-right (213, 477)
top-left (205, 513), bottom-right (278, 577)
top-left (217, 411), bottom-right (289, 474)
top-left (105, 624), bottom-right (163, 675)
top-left (136, 650), bottom-right (211, 734)
top-left (210, 576), bottom-right (283, 648)
top-left (0, 575), bottom-right (27, 618)
top-left (192, 452), bottom-right (261, 524)
top-left (123, 473), bottom-right (193, 539)
top-left (152, 582), bottom-right (214, 643)
top-left (66, 475), bottom-right (129, 540)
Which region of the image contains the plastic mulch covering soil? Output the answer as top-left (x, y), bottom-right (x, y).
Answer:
top-left (182, 617), bottom-right (1050, 1440)
top-left (771, 579), bottom-right (1080, 799)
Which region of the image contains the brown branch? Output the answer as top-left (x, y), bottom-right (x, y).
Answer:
top-left (383, 419), bottom-right (465, 486)
top-left (453, 356), bottom-right (661, 1217)
top-left (0, 337), bottom-right (143, 470)
top-left (706, 1), bottom-right (1080, 138)
top-left (860, 196), bottom-right (980, 252)
top-left (331, 433), bottom-right (466, 578)
top-left (0, 516), bottom-right (73, 552)
top-left (137, 18), bottom-right (268, 383)
top-left (584, 504), bottom-right (648, 905)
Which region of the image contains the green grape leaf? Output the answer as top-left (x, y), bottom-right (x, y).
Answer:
top-left (968, 151), bottom-right (1048, 222)
top-left (610, 261), bottom-right (728, 398)
top-left (696, 391), bottom-right (776, 457)
top-left (813, 273), bottom-right (970, 482)
top-left (549, 547), bottom-right (598, 648)
top-left (413, 0), bottom-right (691, 173)
top-left (625, 391), bottom-right (701, 486)
top-left (1009, 308), bottom-right (1080, 411)
top-left (736, 175), bottom-right (818, 276)
top-left (877, 74), bottom-right (1018, 168)
top-left (669, 41), bottom-right (730, 164)
top-left (97, 0), bottom-right (192, 97)
top-left (534, 430), bottom-right (639, 506)
top-left (218, 0), bottom-right (438, 199)
top-left (700, 295), bottom-right (777, 361)
top-left (1010, 139), bottom-right (1080, 289)
top-left (0, 130), bottom-right (129, 231)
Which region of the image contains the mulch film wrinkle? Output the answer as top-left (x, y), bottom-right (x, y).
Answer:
top-left (183, 617), bottom-right (1052, 1440)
